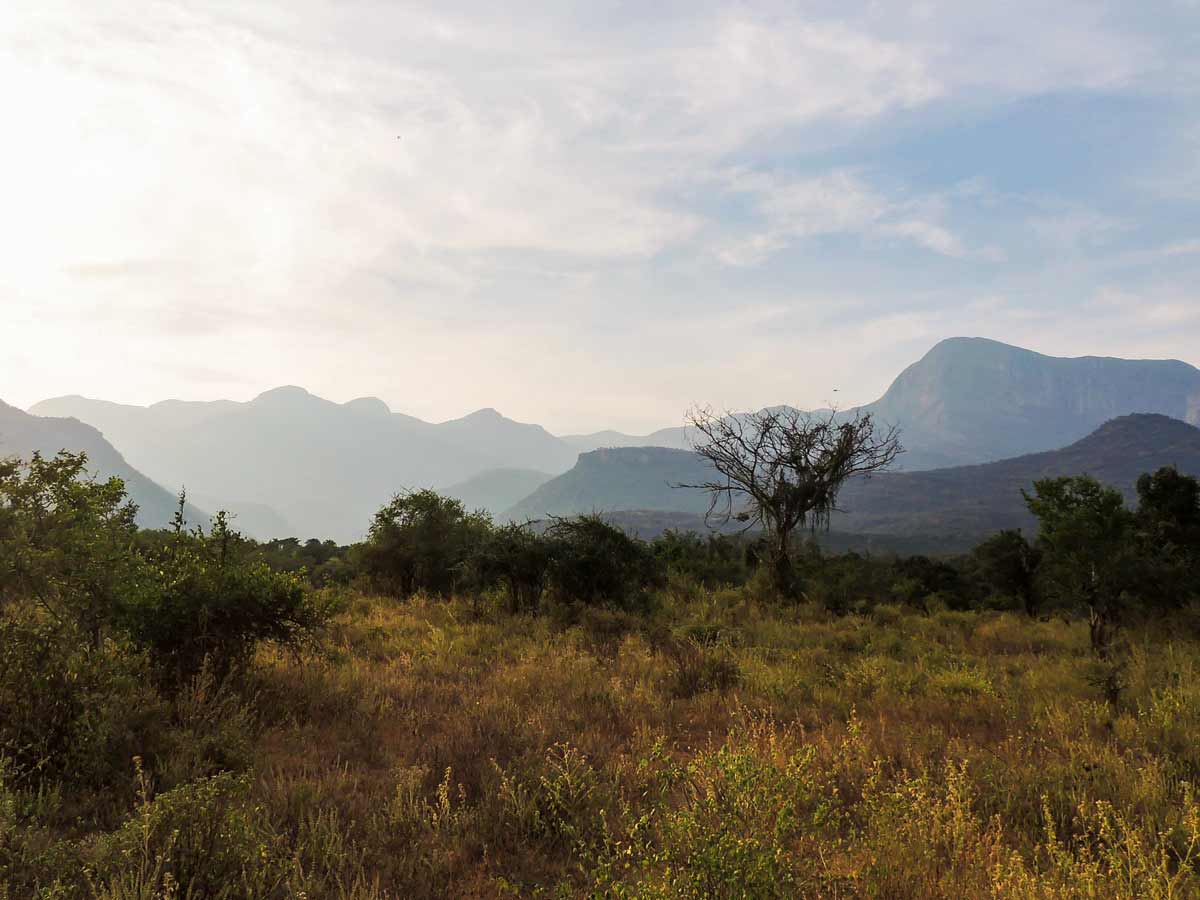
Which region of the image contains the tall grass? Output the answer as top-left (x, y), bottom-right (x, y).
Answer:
top-left (5, 586), bottom-right (1200, 897)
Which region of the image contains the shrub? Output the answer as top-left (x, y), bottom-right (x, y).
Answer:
top-left (127, 510), bottom-right (335, 681)
top-left (0, 451), bottom-right (142, 649)
top-left (545, 515), bottom-right (662, 609)
top-left (470, 523), bottom-right (552, 613)
top-left (359, 490), bottom-right (491, 597)
top-left (0, 618), bottom-right (164, 797)
top-left (651, 530), bottom-right (749, 588)
top-left (662, 637), bottom-right (742, 699)
top-left (85, 763), bottom-right (294, 899)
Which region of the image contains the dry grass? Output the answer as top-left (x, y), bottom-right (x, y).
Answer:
top-left (6, 587), bottom-right (1200, 897)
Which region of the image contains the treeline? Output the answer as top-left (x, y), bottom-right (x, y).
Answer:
top-left (343, 469), bottom-right (1200, 652)
top-left (2, 447), bottom-right (1200, 896)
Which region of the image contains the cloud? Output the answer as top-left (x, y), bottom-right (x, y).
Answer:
top-left (712, 169), bottom-right (1003, 265)
top-left (0, 1), bottom-right (1198, 430)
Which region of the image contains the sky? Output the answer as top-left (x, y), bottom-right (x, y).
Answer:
top-left (2, 1), bottom-right (1199, 434)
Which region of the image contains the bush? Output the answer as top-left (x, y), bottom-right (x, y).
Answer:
top-left (127, 510), bottom-right (336, 681)
top-left (85, 764), bottom-right (294, 899)
top-left (0, 618), bottom-right (164, 797)
top-left (470, 523), bottom-right (553, 613)
top-left (545, 516), bottom-right (662, 609)
top-left (359, 490), bottom-right (491, 597)
top-left (651, 530), bottom-right (749, 588)
top-left (0, 451), bottom-right (142, 649)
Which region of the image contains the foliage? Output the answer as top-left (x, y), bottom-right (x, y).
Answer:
top-left (1024, 476), bottom-right (1140, 654)
top-left (545, 514), bottom-right (662, 609)
top-left (1135, 466), bottom-right (1200, 607)
top-left (469, 522), bottom-right (553, 613)
top-left (0, 617), bottom-right (162, 796)
top-left (0, 451), bottom-right (141, 647)
top-left (969, 529), bottom-right (1042, 615)
top-left (651, 530), bottom-right (749, 587)
top-left (128, 506), bottom-right (334, 681)
top-left (360, 489), bottom-right (491, 597)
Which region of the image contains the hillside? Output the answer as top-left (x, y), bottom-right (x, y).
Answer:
top-left (503, 447), bottom-right (713, 521)
top-left (856, 338), bottom-right (1200, 469)
top-left (443, 467), bottom-right (555, 517)
top-left (560, 425), bottom-right (692, 454)
top-left (0, 400), bottom-right (206, 529)
top-left (504, 414), bottom-right (1200, 548)
top-left (31, 389), bottom-right (578, 541)
top-left (833, 413), bottom-right (1200, 540)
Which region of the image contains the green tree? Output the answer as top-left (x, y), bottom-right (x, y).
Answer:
top-left (128, 504), bottom-right (332, 680)
top-left (1134, 466), bottom-right (1200, 606)
top-left (361, 489), bottom-right (491, 597)
top-left (0, 451), bottom-right (141, 648)
top-left (970, 530), bottom-right (1042, 616)
top-left (1024, 476), bottom-right (1137, 656)
top-left (546, 515), bottom-right (661, 608)
top-left (1136, 466), bottom-right (1200, 548)
top-left (470, 522), bottom-right (553, 613)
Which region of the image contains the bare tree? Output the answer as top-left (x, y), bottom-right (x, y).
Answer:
top-left (682, 406), bottom-right (901, 598)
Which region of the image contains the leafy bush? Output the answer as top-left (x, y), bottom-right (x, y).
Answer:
top-left (360, 490), bottom-right (491, 597)
top-left (651, 530), bottom-right (749, 588)
top-left (85, 764), bottom-right (294, 899)
top-left (0, 451), bottom-right (141, 648)
top-left (545, 515), bottom-right (662, 609)
top-left (0, 618), bottom-right (163, 796)
top-left (469, 522), bottom-right (552, 613)
top-left (127, 510), bottom-right (335, 681)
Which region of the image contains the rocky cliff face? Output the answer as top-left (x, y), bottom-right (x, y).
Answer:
top-left (861, 337), bottom-right (1200, 469)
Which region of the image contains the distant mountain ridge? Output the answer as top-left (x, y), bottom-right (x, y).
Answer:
top-left (32, 388), bottom-right (579, 541)
top-left (855, 338), bottom-right (1200, 469)
top-left (28, 337), bottom-right (1200, 541)
top-left (503, 414), bottom-right (1200, 549)
top-left (0, 400), bottom-right (206, 529)
top-left (560, 338), bottom-right (1200, 468)
top-left (443, 467), bottom-right (555, 517)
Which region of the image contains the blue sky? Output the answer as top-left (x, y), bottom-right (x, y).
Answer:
top-left (2, 0), bottom-right (1198, 432)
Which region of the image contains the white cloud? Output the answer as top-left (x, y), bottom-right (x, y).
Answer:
top-left (0, 0), bottom-right (1197, 431)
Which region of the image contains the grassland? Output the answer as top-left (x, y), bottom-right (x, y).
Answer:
top-left (13, 581), bottom-right (1197, 898)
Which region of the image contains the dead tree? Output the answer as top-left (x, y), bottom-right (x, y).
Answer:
top-left (681, 406), bottom-right (901, 599)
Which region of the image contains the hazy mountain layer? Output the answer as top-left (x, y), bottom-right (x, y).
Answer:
top-left (31, 388), bottom-right (578, 541)
top-left (558, 338), bottom-right (1200, 470)
top-left (29, 337), bottom-right (1200, 539)
top-left (0, 400), bottom-right (207, 529)
top-left (443, 467), bottom-right (555, 517)
top-left (504, 414), bottom-right (1200, 547)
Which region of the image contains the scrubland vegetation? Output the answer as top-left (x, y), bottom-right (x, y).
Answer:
top-left (3, 449), bottom-right (1200, 897)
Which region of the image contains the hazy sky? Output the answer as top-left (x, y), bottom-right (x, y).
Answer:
top-left (3, 1), bottom-right (1199, 433)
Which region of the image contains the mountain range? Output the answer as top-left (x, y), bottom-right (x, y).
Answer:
top-left (14, 336), bottom-right (1200, 542)
top-left (0, 400), bottom-right (206, 528)
top-left (30, 388), bottom-right (576, 542)
top-left (509, 414), bottom-right (1200, 552)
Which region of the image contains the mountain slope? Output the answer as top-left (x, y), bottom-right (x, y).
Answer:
top-left (504, 415), bottom-right (1200, 547)
top-left (560, 426), bottom-right (692, 454)
top-left (503, 447), bottom-right (713, 521)
top-left (31, 389), bottom-right (578, 541)
top-left (0, 400), bottom-right (206, 529)
top-left (856, 337), bottom-right (1200, 469)
top-left (561, 338), bottom-right (1200, 468)
top-left (443, 467), bottom-right (555, 517)
top-left (833, 413), bottom-right (1200, 538)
